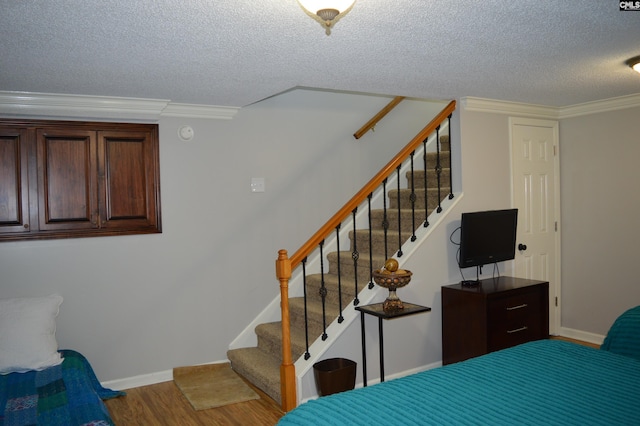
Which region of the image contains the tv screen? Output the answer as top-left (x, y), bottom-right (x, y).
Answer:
top-left (458, 209), bottom-right (518, 268)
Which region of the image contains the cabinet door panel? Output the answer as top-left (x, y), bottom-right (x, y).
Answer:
top-left (0, 128), bottom-right (30, 233)
top-left (99, 130), bottom-right (160, 231)
top-left (37, 129), bottom-right (98, 230)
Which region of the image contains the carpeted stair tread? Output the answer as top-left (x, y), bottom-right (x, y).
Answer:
top-left (388, 187), bottom-right (451, 209)
top-left (288, 296), bottom-right (342, 334)
top-left (423, 151), bottom-right (450, 168)
top-left (227, 346), bottom-right (281, 405)
top-left (327, 251), bottom-right (387, 283)
top-left (349, 228), bottom-right (416, 255)
top-left (304, 273), bottom-right (364, 305)
top-left (256, 321), bottom-right (308, 360)
top-left (369, 209), bottom-right (434, 232)
top-left (407, 168), bottom-right (451, 188)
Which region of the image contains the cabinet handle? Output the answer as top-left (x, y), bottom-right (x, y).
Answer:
top-left (23, 223), bottom-right (29, 229)
top-left (506, 303), bottom-right (528, 311)
top-left (507, 326), bottom-right (528, 334)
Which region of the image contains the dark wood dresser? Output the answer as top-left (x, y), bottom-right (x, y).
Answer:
top-left (441, 276), bottom-right (549, 365)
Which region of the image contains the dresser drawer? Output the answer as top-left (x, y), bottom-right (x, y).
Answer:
top-left (487, 290), bottom-right (543, 351)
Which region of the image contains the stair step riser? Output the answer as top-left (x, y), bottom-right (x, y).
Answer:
top-left (288, 298), bottom-right (340, 338)
top-left (256, 324), bottom-right (308, 361)
top-left (423, 151), bottom-right (450, 169)
top-left (304, 274), bottom-right (363, 306)
top-left (349, 230), bottom-right (414, 255)
top-left (369, 209), bottom-right (432, 232)
top-left (406, 169), bottom-right (451, 189)
top-left (327, 252), bottom-right (385, 283)
top-left (227, 348), bottom-right (281, 405)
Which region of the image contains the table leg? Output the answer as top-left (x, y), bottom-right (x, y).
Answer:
top-left (378, 317), bottom-right (384, 382)
top-left (360, 311), bottom-right (367, 387)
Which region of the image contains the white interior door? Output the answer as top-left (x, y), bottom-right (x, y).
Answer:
top-left (510, 117), bottom-right (560, 335)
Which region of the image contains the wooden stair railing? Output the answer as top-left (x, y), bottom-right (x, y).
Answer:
top-left (276, 100), bottom-right (456, 411)
top-left (353, 96), bottom-right (405, 140)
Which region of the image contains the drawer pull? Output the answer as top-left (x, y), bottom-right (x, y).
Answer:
top-left (506, 303), bottom-right (528, 311)
top-left (507, 326), bottom-right (528, 334)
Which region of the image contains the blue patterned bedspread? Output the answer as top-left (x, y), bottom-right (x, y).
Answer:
top-left (279, 340), bottom-right (640, 425)
top-left (0, 350), bottom-right (124, 426)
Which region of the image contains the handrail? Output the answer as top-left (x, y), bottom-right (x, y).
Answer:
top-left (353, 96), bottom-right (405, 140)
top-left (289, 100), bottom-right (456, 270)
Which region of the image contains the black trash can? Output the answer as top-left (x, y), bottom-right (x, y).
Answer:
top-left (313, 358), bottom-right (357, 396)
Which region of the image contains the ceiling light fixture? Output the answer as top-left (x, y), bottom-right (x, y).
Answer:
top-left (297, 0), bottom-right (356, 35)
top-left (626, 56), bottom-right (640, 74)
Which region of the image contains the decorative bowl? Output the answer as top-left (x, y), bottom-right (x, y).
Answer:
top-left (372, 260), bottom-right (412, 312)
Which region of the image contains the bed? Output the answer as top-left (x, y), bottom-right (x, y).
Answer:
top-left (278, 306), bottom-right (640, 425)
top-left (0, 294), bottom-right (123, 426)
top-left (0, 350), bottom-right (124, 426)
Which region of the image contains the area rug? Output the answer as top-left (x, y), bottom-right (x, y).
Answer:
top-left (173, 362), bottom-right (260, 410)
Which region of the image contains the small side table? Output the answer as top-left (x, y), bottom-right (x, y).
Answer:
top-left (355, 302), bottom-right (431, 386)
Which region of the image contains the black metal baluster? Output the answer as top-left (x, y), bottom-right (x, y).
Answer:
top-left (396, 165), bottom-right (403, 257)
top-left (367, 193), bottom-right (375, 289)
top-left (436, 125), bottom-right (443, 213)
top-left (302, 258), bottom-right (310, 360)
top-left (335, 224), bottom-right (344, 323)
top-left (410, 151), bottom-right (417, 242)
top-left (382, 178), bottom-right (389, 259)
top-left (448, 114), bottom-right (454, 200)
top-left (352, 207), bottom-right (360, 306)
top-left (319, 240), bottom-right (328, 341)
top-left (423, 139), bottom-right (430, 228)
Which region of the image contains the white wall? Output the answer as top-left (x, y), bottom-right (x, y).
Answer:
top-left (0, 89), bottom-right (448, 384)
top-left (559, 106), bottom-right (640, 335)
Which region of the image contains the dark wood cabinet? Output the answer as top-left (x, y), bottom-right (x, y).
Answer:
top-left (0, 127), bottom-right (32, 234)
top-left (0, 120), bottom-right (161, 241)
top-left (441, 276), bottom-right (549, 365)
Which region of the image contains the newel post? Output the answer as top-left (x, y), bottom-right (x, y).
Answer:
top-left (276, 249), bottom-right (296, 411)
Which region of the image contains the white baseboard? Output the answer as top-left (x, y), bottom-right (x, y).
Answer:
top-left (101, 369), bottom-right (173, 391)
top-left (557, 327), bottom-right (605, 346)
top-left (101, 359), bottom-right (233, 391)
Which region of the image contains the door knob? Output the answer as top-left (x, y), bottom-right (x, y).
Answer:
top-left (518, 243), bottom-right (527, 251)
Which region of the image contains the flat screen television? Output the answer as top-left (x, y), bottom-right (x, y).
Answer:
top-left (458, 208), bottom-right (518, 268)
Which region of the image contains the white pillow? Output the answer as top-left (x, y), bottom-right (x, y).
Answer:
top-left (0, 294), bottom-right (64, 374)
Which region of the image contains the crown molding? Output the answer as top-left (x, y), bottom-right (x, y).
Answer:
top-left (161, 102), bottom-right (239, 119)
top-left (462, 93), bottom-right (640, 119)
top-left (461, 97), bottom-right (559, 119)
top-left (557, 93), bottom-right (640, 119)
top-left (0, 91), bottom-right (239, 122)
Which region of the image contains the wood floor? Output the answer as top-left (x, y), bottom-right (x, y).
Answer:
top-left (550, 335), bottom-right (600, 349)
top-left (105, 376), bottom-right (284, 425)
top-left (106, 337), bottom-right (598, 425)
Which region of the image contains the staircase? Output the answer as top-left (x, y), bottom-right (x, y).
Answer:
top-left (227, 136), bottom-right (451, 405)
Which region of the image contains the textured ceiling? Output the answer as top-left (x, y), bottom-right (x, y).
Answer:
top-left (1, 1), bottom-right (639, 108)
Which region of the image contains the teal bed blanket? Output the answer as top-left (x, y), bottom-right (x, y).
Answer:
top-left (278, 340), bottom-right (640, 425)
top-left (0, 350), bottom-right (124, 426)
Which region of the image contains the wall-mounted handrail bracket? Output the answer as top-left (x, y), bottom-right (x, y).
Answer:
top-left (354, 96), bottom-right (405, 139)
